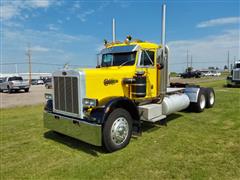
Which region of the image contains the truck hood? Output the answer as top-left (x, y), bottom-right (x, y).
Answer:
top-left (77, 67), bottom-right (136, 101)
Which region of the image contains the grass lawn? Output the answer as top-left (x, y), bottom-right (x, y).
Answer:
top-left (1, 80), bottom-right (240, 179)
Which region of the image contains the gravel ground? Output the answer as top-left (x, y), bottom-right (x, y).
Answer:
top-left (0, 76), bottom-right (225, 109)
top-left (0, 85), bottom-right (52, 109)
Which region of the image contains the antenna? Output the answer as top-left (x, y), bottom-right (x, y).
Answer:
top-left (112, 18), bottom-right (116, 42)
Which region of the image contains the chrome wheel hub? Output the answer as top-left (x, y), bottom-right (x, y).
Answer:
top-left (111, 117), bottom-right (129, 145)
top-left (200, 94), bottom-right (206, 109)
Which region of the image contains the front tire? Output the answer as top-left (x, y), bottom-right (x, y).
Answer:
top-left (24, 88), bottom-right (29, 92)
top-left (103, 108), bottom-right (132, 152)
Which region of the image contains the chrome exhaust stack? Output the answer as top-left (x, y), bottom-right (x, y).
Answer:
top-left (158, 3), bottom-right (168, 97)
top-left (112, 18), bottom-right (116, 43)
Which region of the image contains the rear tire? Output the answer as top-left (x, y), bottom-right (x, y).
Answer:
top-left (190, 88), bottom-right (206, 112)
top-left (205, 88), bottom-right (215, 108)
top-left (103, 108), bottom-right (132, 152)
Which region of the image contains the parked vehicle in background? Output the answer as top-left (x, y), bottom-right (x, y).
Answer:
top-left (31, 79), bottom-right (44, 85)
top-left (37, 79), bottom-right (44, 85)
top-left (203, 71), bottom-right (213, 77)
top-left (227, 60), bottom-right (240, 87)
top-left (201, 70), bottom-right (221, 77)
top-left (45, 78), bottom-right (52, 89)
top-left (211, 70), bottom-right (221, 77)
top-left (0, 76), bottom-right (30, 93)
top-left (180, 71), bottom-right (202, 78)
top-left (31, 79), bottom-right (38, 85)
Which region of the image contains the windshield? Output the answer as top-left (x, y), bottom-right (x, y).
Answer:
top-left (101, 52), bottom-right (136, 67)
top-left (234, 63), bottom-right (240, 69)
top-left (8, 77), bottom-right (23, 81)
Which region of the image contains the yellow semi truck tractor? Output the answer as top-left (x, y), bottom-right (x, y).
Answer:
top-left (43, 4), bottom-right (215, 152)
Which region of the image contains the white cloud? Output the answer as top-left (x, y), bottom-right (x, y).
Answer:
top-left (0, 0), bottom-right (54, 20)
top-left (73, 1), bottom-right (81, 9)
top-left (48, 24), bottom-right (59, 31)
top-left (0, 4), bottom-right (20, 20)
top-left (29, 0), bottom-right (50, 8)
top-left (197, 17), bottom-right (240, 28)
top-left (168, 29), bottom-right (240, 72)
top-left (31, 46), bottom-right (49, 52)
top-left (77, 9), bottom-right (95, 22)
top-left (2, 27), bottom-right (100, 73)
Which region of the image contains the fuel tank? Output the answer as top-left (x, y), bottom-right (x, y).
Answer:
top-left (162, 93), bottom-right (190, 115)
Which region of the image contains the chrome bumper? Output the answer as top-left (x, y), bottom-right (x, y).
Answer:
top-left (12, 85), bottom-right (29, 89)
top-left (43, 112), bottom-right (102, 146)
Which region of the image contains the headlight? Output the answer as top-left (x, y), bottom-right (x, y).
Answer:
top-left (44, 93), bottom-right (53, 100)
top-left (83, 98), bottom-right (97, 107)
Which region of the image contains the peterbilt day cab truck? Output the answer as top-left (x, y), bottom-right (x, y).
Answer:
top-left (43, 4), bottom-right (215, 152)
top-left (227, 60), bottom-right (240, 87)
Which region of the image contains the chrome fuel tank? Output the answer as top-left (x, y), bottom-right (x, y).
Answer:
top-left (162, 93), bottom-right (190, 115)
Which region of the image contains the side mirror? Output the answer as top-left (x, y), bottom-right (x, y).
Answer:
top-left (157, 63), bottom-right (164, 70)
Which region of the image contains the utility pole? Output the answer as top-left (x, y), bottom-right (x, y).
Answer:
top-left (227, 50), bottom-right (230, 72)
top-left (190, 55), bottom-right (193, 68)
top-left (26, 44), bottom-right (32, 85)
top-left (15, 64), bottom-right (18, 74)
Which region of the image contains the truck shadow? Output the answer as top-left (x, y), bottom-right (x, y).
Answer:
top-left (44, 131), bottom-right (105, 157)
top-left (141, 113), bottom-right (183, 133)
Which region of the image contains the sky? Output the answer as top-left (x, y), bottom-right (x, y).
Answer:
top-left (1, 0), bottom-right (240, 73)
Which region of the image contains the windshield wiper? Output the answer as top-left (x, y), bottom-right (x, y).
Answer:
top-left (119, 60), bottom-right (135, 68)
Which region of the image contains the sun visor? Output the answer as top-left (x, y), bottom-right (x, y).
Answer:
top-left (101, 45), bottom-right (139, 54)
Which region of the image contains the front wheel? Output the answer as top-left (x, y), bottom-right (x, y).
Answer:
top-left (24, 88), bottom-right (29, 92)
top-left (103, 108), bottom-right (132, 152)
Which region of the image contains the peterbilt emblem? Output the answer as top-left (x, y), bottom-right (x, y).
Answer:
top-left (104, 79), bottom-right (118, 86)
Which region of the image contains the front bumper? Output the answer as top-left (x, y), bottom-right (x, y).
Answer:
top-left (43, 112), bottom-right (102, 146)
top-left (11, 85), bottom-right (29, 89)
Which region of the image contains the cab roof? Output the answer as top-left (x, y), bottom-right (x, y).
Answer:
top-left (107, 41), bottom-right (161, 49)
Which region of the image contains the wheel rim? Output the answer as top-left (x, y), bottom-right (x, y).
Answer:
top-left (110, 117), bottom-right (129, 146)
top-left (200, 94), bottom-right (206, 109)
top-left (209, 92), bottom-right (214, 105)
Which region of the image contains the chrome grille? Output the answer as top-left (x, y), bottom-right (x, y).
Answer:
top-left (54, 76), bottom-right (79, 114)
top-left (233, 70), bottom-right (240, 80)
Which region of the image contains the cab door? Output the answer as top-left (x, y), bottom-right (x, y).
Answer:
top-left (136, 50), bottom-right (157, 98)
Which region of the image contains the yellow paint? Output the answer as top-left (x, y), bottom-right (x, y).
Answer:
top-left (77, 42), bottom-right (161, 102)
